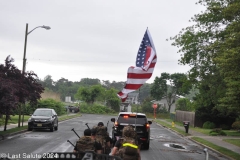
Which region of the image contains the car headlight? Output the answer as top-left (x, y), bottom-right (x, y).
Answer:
top-left (28, 118), bottom-right (33, 122)
top-left (45, 118), bottom-right (52, 122)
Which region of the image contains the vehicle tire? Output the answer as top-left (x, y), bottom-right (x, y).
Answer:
top-left (50, 125), bottom-right (54, 132)
top-left (28, 126), bottom-right (32, 131)
top-left (144, 142), bottom-right (150, 150)
top-left (54, 123), bottom-right (58, 131)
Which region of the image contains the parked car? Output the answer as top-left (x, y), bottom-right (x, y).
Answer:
top-left (28, 108), bottom-right (58, 132)
top-left (110, 112), bottom-right (152, 150)
top-left (68, 106), bottom-right (79, 113)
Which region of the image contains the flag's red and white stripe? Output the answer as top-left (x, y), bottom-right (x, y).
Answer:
top-left (117, 50), bottom-right (157, 102)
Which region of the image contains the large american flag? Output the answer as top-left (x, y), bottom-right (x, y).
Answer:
top-left (117, 29), bottom-right (157, 102)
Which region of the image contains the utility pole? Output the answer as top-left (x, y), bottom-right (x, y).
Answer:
top-left (18, 23), bottom-right (28, 127)
top-left (18, 23), bottom-right (51, 127)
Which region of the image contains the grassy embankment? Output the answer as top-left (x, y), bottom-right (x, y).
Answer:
top-left (191, 137), bottom-right (240, 160)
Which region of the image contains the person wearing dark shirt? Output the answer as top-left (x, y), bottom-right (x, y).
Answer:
top-left (97, 122), bottom-right (111, 148)
top-left (73, 129), bottom-right (102, 154)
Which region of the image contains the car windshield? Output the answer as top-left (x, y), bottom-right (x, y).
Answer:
top-left (33, 110), bottom-right (52, 117)
top-left (118, 114), bottom-right (147, 124)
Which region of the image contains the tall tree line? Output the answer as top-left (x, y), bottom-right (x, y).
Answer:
top-left (170, 0), bottom-right (240, 126)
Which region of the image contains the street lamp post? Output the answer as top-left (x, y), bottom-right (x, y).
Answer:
top-left (18, 23), bottom-right (51, 127)
top-left (22, 23), bottom-right (51, 74)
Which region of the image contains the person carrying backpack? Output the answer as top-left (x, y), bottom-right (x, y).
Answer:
top-left (93, 122), bottom-right (111, 154)
top-left (110, 125), bottom-right (141, 160)
top-left (73, 129), bottom-right (102, 154)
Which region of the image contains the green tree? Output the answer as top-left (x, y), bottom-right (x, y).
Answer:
top-left (172, 0), bottom-right (240, 125)
top-left (139, 83), bottom-right (152, 103)
top-left (141, 97), bottom-right (154, 113)
top-left (171, 0), bottom-right (240, 124)
top-left (40, 75), bottom-right (55, 91)
top-left (213, 2), bottom-right (240, 115)
top-left (102, 80), bottom-right (111, 89)
top-left (151, 73), bottom-right (191, 113)
top-left (35, 98), bottom-right (65, 115)
top-left (105, 88), bottom-right (121, 111)
top-left (90, 85), bottom-right (104, 103)
top-left (109, 81), bottom-right (125, 91)
top-left (107, 97), bottom-right (120, 112)
top-left (0, 56), bottom-right (44, 130)
top-left (175, 98), bottom-right (194, 111)
top-left (75, 85), bottom-right (103, 104)
top-left (75, 86), bottom-right (91, 103)
top-left (54, 78), bottom-right (71, 101)
top-left (79, 78), bottom-right (101, 86)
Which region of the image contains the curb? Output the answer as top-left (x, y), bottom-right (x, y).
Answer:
top-left (0, 114), bottom-right (82, 141)
top-left (153, 121), bottom-right (234, 160)
top-left (188, 137), bottom-right (235, 160)
top-left (0, 128), bottom-right (28, 141)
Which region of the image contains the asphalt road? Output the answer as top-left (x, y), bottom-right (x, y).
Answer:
top-left (0, 114), bottom-right (229, 160)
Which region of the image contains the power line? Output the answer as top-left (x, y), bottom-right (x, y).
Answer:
top-left (13, 58), bottom-right (179, 63)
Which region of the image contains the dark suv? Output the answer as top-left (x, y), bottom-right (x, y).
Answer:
top-left (28, 108), bottom-right (58, 132)
top-left (68, 106), bottom-right (79, 113)
top-left (110, 112), bottom-right (152, 150)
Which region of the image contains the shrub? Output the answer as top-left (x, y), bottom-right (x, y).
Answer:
top-left (209, 129), bottom-right (226, 136)
top-left (36, 99), bottom-right (65, 115)
top-left (203, 121), bottom-right (216, 129)
top-left (219, 124), bottom-right (230, 130)
top-left (219, 130), bottom-right (227, 136)
top-left (232, 121), bottom-right (240, 130)
top-left (80, 103), bottom-right (115, 114)
top-left (209, 132), bottom-right (218, 136)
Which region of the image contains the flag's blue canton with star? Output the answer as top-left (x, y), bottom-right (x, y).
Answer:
top-left (136, 32), bottom-right (152, 67)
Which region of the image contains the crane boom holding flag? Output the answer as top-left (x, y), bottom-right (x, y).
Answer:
top-left (117, 28), bottom-right (157, 102)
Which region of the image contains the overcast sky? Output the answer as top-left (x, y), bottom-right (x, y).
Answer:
top-left (1, 0), bottom-right (205, 83)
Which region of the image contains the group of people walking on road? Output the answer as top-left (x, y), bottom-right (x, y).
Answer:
top-left (73, 122), bottom-right (141, 160)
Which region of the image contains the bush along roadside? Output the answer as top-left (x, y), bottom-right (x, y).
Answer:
top-left (0, 113), bottom-right (81, 138)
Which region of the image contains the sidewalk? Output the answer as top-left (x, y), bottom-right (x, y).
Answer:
top-left (0, 122), bottom-right (28, 130)
top-left (155, 119), bottom-right (240, 159)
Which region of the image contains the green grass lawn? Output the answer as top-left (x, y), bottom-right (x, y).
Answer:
top-left (192, 137), bottom-right (240, 160)
top-left (58, 113), bottom-right (81, 121)
top-left (164, 119), bottom-right (240, 136)
top-left (9, 115), bottom-right (31, 124)
top-left (0, 115), bottom-right (31, 126)
top-left (155, 119), bottom-right (190, 136)
top-left (224, 130), bottom-right (240, 136)
top-left (192, 127), bottom-right (240, 136)
top-left (223, 139), bottom-right (240, 147)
